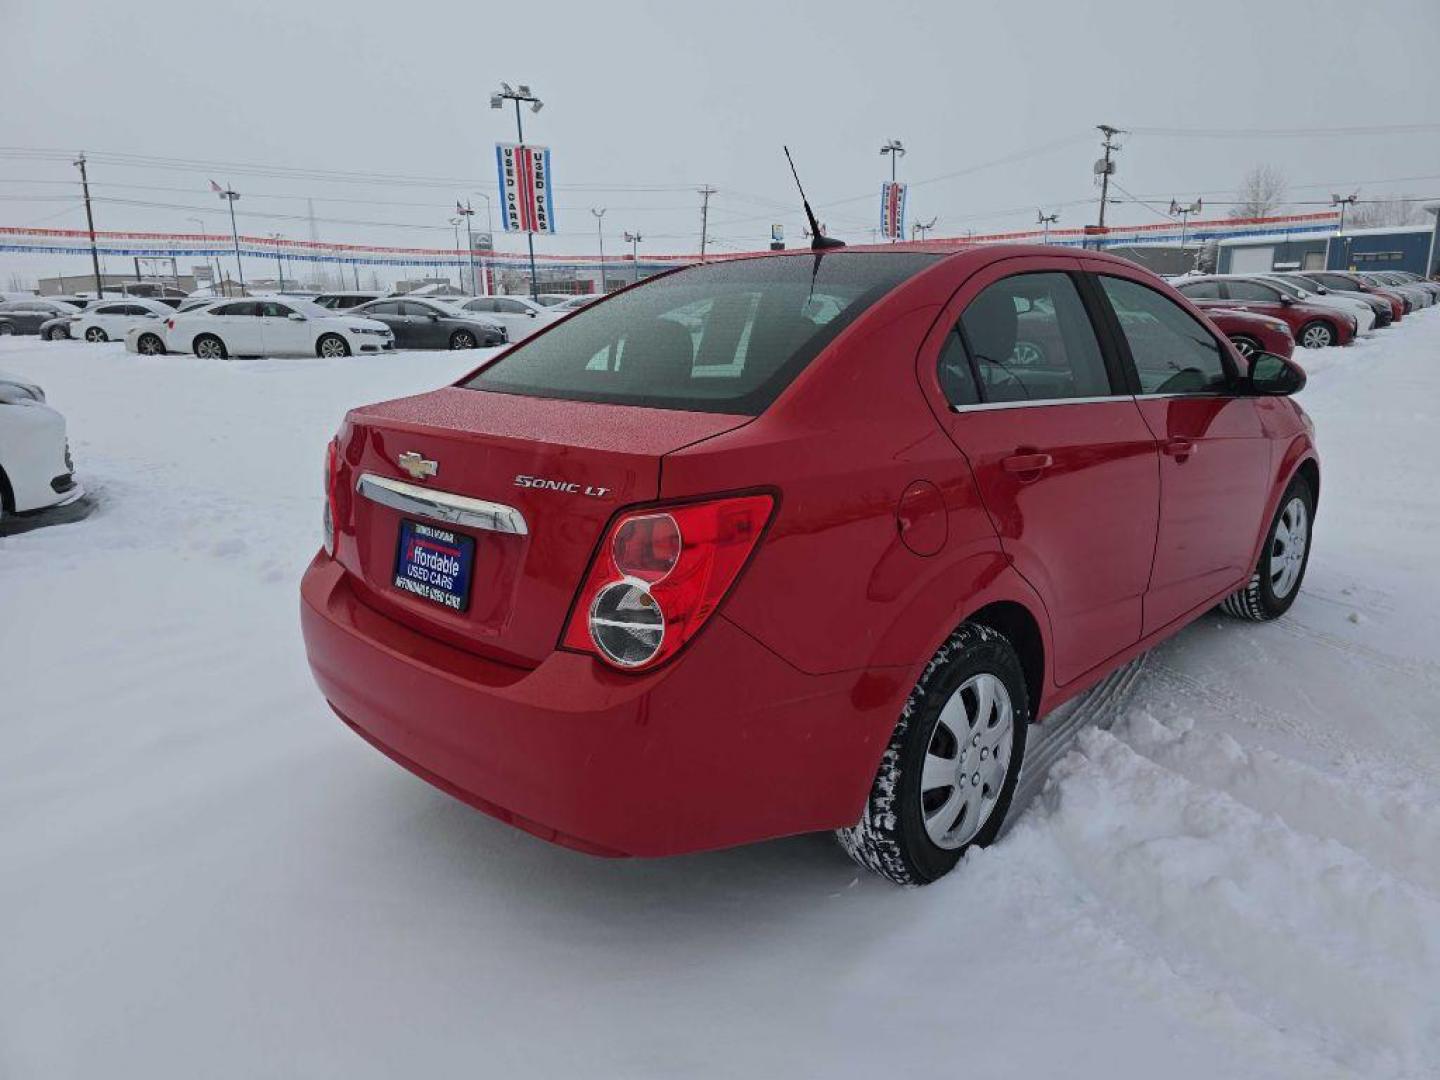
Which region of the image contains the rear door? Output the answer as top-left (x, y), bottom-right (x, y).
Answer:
top-left (1087, 266), bottom-right (1271, 634)
top-left (257, 300), bottom-right (311, 356)
top-left (931, 257), bottom-right (1161, 686)
top-left (361, 301), bottom-right (408, 346)
top-left (209, 301), bottom-right (264, 353)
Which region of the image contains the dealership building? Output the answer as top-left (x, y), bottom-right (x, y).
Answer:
top-left (1217, 207), bottom-right (1440, 276)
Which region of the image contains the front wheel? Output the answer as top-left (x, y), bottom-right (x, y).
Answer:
top-left (1229, 335), bottom-right (1261, 360)
top-left (44, 327), bottom-right (65, 341)
top-left (0, 323), bottom-right (16, 336)
top-left (837, 623), bottom-right (1029, 885)
top-left (317, 333), bottom-right (350, 358)
top-left (1298, 321), bottom-right (1335, 349)
top-left (449, 330), bottom-right (477, 350)
top-left (84, 327), bottom-right (108, 342)
top-left (1221, 475), bottom-right (1315, 621)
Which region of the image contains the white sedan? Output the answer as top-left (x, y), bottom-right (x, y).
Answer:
top-left (0, 370), bottom-right (82, 523)
top-left (164, 297), bottom-right (394, 359)
top-left (67, 297), bottom-right (174, 343)
top-left (450, 294), bottom-right (560, 340)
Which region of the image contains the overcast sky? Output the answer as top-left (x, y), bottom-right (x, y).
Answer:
top-left (2, 0), bottom-right (1438, 284)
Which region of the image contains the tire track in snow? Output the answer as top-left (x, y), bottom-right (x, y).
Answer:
top-left (1041, 726), bottom-right (1440, 1075)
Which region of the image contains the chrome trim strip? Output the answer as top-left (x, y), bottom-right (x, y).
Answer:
top-left (356, 473), bottom-right (529, 535)
top-left (949, 391), bottom-right (1237, 413)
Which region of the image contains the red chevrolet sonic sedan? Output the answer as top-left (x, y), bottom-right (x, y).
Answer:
top-left (301, 246), bottom-right (1319, 885)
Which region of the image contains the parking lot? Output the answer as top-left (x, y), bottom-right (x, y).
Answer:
top-left (3, 315), bottom-right (1439, 1077)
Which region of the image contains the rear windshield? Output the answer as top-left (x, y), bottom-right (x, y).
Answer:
top-left (461, 252), bottom-right (941, 414)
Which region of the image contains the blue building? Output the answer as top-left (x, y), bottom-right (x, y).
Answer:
top-left (1219, 208), bottom-right (1440, 276)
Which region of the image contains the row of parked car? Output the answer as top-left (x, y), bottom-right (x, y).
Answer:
top-left (1166, 268), bottom-right (1439, 359)
top-left (2, 288), bottom-right (601, 360)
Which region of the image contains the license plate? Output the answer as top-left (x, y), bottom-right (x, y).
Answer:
top-left (393, 519), bottom-right (475, 612)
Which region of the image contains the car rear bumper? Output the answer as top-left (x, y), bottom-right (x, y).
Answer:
top-left (299, 554), bottom-right (892, 857)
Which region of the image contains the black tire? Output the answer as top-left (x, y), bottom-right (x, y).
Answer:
top-left (449, 330), bottom-right (478, 350)
top-left (84, 327), bottom-right (108, 343)
top-left (317, 333), bottom-right (350, 358)
top-left (193, 334), bottom-right (227, 360)
top-left (0, 323), bottom-right (14, 336)
top-left (1298, 320), bottom-right (1335, 350)
top-left (837, 623), bottom-right (1030, 885)
top-left (136, 333), bottom-right (165, 356)
top-left (1220, 475), bottom-right (1315, 622)
top-left (1229, 335), bottom-right (1261, 360)
top-left (44, 327), bottom-right (65, 341)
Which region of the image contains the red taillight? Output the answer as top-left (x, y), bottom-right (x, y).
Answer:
top-left (165, 318), bottom-right (174, 330)
top-left (322, 438), bottom-right (340, 556)
top-left (562, 494), bottom-right (774, 670)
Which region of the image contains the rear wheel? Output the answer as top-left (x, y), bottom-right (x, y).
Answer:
top-left (1229, 334), bottom-right (1261, 360)
top-left (1221, 475), bottom-right (1315, 621)
top-left (84, 326), bottom-right (108, 342)
top-left (0, 323), bottom-right (15, 336)
top-left (1298, 321), bottom-right (1335, 349)
top-left (317, 333), bottom-right (350, 358)
top-left (837, 623), bottom-right (1029, 885)
top-left (449, 330), bottom-right (477, 350)
top-left (43, 326), bottom-right (65, 341)
top-left (136, 333), bottom-right (165, 355)
top-left (193, 334), bottom-right (227, 360)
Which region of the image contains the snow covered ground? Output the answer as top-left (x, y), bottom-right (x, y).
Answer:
top-left (2, 318), bottom-right (1438, 1079)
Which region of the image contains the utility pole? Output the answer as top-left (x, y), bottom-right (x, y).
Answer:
top-left (624, 231), bottom-right (643, 282)
top-left (268, 233), bottom-right (287, 291)
top-left (73, 153), bottom-right (104, 298)
top-left (591, 208), bottom-right (606, 294)
top-left (456, 201), bottom-right (477, 293)
top-left (1168, 198), bottom-right (1203, 252)
top-left (1331, 192), bottom-right (1358, 236)
top-left (490, 83), bottom-right (545, 300)
top-left (1093, 124), bottom-right (1124, 248)
top-left (216, 183), bottom-right (245, 291)
top-left (697, 186), bottom-right (716, 262)
top-left (1037, 209), bottom-right (1059, 245)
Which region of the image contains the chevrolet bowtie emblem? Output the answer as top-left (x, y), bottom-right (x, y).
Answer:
top-left (397, 451), bottom-right (438, 480)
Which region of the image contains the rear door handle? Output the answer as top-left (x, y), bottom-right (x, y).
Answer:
top-left (1162, 437), bottom-right (1197, 459)
top-left (1002, 452), bottom-right (1053, 475)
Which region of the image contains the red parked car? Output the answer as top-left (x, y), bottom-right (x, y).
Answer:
top-left (1187, 301), bottom-right (1295, 359)
top-left (301, 246), bottom-right (1319, 885)
top-left (1174, 276), bottom-right (1355, 349)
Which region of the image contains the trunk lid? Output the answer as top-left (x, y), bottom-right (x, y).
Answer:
top-left (336, 386), bottom-right (749, 667)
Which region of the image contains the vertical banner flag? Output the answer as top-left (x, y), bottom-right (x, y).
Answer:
top-left (880, 181), bottom-right (907, 240)
top-left (496, 143), bottom-right (556, 234)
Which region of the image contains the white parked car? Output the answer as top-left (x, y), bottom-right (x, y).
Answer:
top-left (0, 370), bottom-right (82, 523)
top-left (67, 298), bottom-right (174, 343)
top-left (163, 297), bottom-right (394, 359)
top-left (450, 294), bottom-right (560, 340)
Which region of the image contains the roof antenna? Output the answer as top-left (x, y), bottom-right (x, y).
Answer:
top-left (784, 146), bottom-right (845, 250)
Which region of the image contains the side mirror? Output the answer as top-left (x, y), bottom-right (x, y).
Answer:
top-left (1278, 294), bottom-right (1295, 306)
top-left (287, 312), bottom-right (306, 321)
top-left (428, 313), bottom-right (441, 322)
top-left (1248, 352), bottom-right (1306, 396)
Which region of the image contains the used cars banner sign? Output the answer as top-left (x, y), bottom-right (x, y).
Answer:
top-left (496, 144), bottom-right (556, 235)
top-left (880, 181), bottom-right (907, 241)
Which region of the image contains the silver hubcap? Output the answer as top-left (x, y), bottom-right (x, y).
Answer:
top-left (921, 673), bottom-right (1014, 850)
top-left (321, 338), bottom-right (345, 357)
top-left (452, 334), bottom-right (473, 349)
top-left (86, 329), bottom-right (103, 341)
top-left (140, 337), bottom-right (160, 354)
top-left (1301, 325), bottom-right (1331, 349)
top-left (197, 340), bottom-right (221, 358)
top-left (1270, 496), bottom-right (1309, 598)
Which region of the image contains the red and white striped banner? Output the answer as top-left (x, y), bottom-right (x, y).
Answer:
top-left (495, 143), bottom-right (556, 234)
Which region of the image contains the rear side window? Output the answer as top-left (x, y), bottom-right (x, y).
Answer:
top-left (1225, 280), bottom-right (1279, 302)
top-left (1176, 280), bottom-right (1221, 299)
top-left (1099, 276), bottom-right (1231, 395)
top-left (464, 252), bottom-right (940, 414)
top-left (955, 272), bottom-right (1112, 403)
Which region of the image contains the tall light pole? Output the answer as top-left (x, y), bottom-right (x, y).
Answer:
top-left (1037, 209), bottom-right (1060, 245)
top-left (880, 139), bottom-right (905, 243)
top-left (470, 190), bottom-right (495, 295)
top-left (448, 215), bottom-right (464, 290)
top-left (912, 216), bottom-right (938, 241)
top-left (624, 231), bottom-right (643, 282)
top-left (1168, 198), bottom-right (1203, 252)
top-left (72, 153), bottom-right (105, 298)
top-left (591, 207), bottom-right (607, 294)
top-left (215, 182), bottom-right (245, 291)
top-left (490, 82), bottom-right (545, 300)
